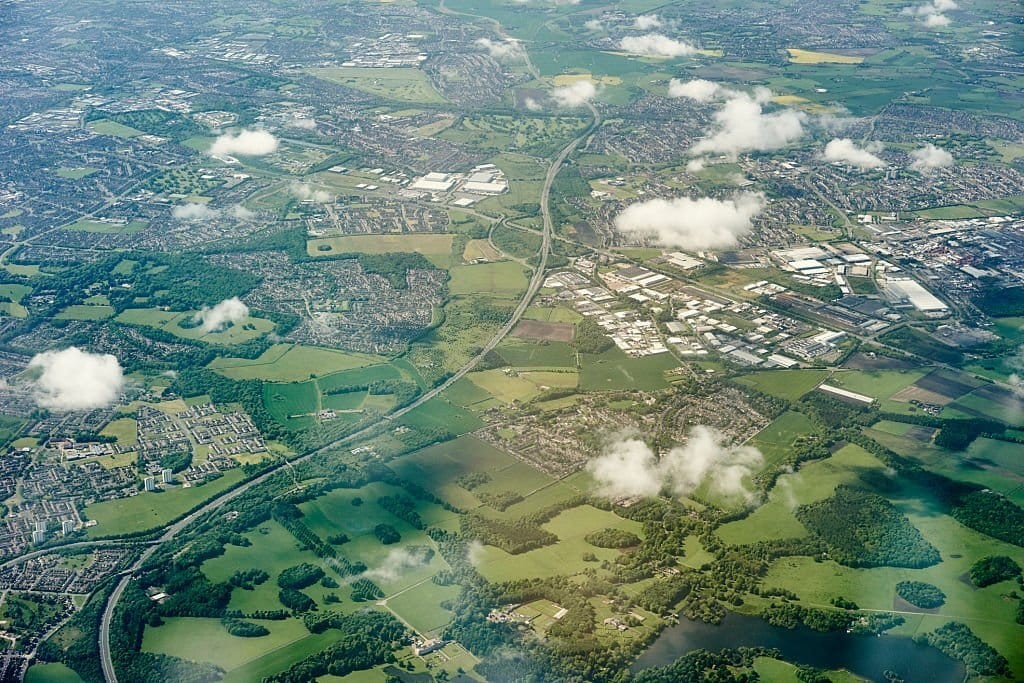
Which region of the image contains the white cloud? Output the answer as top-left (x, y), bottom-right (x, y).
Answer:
top-left (814, 111), bottom-right (858, 134)
top-left (587, 427), bottom-right (763, 504)
top-left (685, 157), bottom-right (706, 173)
top-left (171, 202), bottom-right (218, 220)
top-left (668, 78), bottom-right (727, 102)
top-left (614, 191), bottom-right (765, 251)
top-left (587, 434), bottom-right (663, 498)
top-left (29, 347), bottom-right (124, 412)
top-left (193, 296), bottom-right (249, 333)
top-left (208, 129), bottom-right (279, 157)
top-left (633, 14), bottom-right (662, 30)
top-left (230, 204), bottom-right (256, 220)
top-left (618, 33), bottom-right (696, 58)
top-left (466, 540), bottom-right (486, 567)
top-left (692, 90), bottom-right (806, 157)
top-left (288, 116), bottom-right (317, 130)
top-left (823, 138), bottom-right (886, 169)
top-left (360, 547), bottom-right (433, 582)
top-left (909, 143), bottom-right (953, 172)
top-left (902, 0), bottom-right (957, 27)
top-left (289, 181), bottom-right (331, 203)
top-left (551, 80), bottom-right (597, 107)
top-left (523, 96), bottom-right (542, 111)
top-left (584, 19), bottom-right (603, 31)
top-left (475, 37), bottom-right (525, 61)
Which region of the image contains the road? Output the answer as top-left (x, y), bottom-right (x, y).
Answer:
top-left (98, 102), bottom-right (600, 683)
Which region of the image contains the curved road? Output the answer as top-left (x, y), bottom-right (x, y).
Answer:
top-left (98, 105), bottom-right (600, 683)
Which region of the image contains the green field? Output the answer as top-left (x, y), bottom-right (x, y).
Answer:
top-left (209, 344), bottom-right (385, 382)
top-left (494, 339), bottom-right (578, 367)
top-left (827, 368), bottom-right (928, 410)
top-left (264, 380), bottom-right (319, 428)
top-left (84, 469), bottom-right (246, 536)
top-left (474, 505), bottom-right (645, 583)
top-left (388, 436), bottom-right (547, 510)
top-left (448, 261), bottom-right (529, 298)
top-left (55, 304), bottom-right (115, 320)
top-left (66, 219), bottom-right (146, 234)
top-left (735, 369), bottom-right (829, 401)
top-left (54, 166), bottom-right (98, 180)
top-left (24, 663), bottom-right (85, 683)
top-left (750, 411), bottom-right (819, 470)
top-left (396, 396), bottom-right (484, 436)
top-left (143, 617), bottom-right (312, 671)
top-left (466, 368), bottom-right (577, 404)
top-left (578, 347), bottom-right (678, 391)
top-left (87, 118), bottom-right (143, 137)
top-left (716, 444), bottom-right (887, 546)
top-left (307, 234), bottom-right (456, 268)
top-left (116, 307), bottom-right (274, 344)
top-left (307, 67), bottom-right (446, 104)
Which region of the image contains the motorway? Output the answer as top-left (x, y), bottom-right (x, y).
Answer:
top-left (97, 104), bottom-right (601, 682)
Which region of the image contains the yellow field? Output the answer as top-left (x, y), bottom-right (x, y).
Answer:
top-left (786, 49), bottom-right (864, 64)
top-left (462, 239), bottom-right (502, 262)
top-left (551, 73), bottom-right (623, 86)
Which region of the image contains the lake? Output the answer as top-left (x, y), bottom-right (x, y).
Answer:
top-left (632, 611), bottom-right (965, 682)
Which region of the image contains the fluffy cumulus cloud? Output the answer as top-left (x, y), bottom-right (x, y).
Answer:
top-left (475, 37), bottom-right (525, 61)
top-left (909, 143), bottom-right (954, 172)
top-left (823, 138), bottom-right (886, 169)
top-left (551, 80), bottom-right (597, 107)
top-left (171, 202), bottom-right (217, 220)
top-left (208, 129), bottom-right (279, 157)
top-left (466, 540), bottom-right (486, 566)
top-left (633, 14), bottom-right (662, 29)
top-left (903, 0), bottom-right (957, 27)
top-left (614, 191), bottom-right (765, 252)
top-left (289, 181), bottom-right (331, 203)
top-left (29, 347), bottom-right (124, 412)
top-left (692, 89), bottom-right (806, 157)
top-left (667, 78), bottom-right (727, 102)
top-left (587, 436), bottom-right (663, 498)
top-left (193, 296), bottom-right (249, 333)
top-left (584, 19), bottom-right (603, 31)
top-left (359, 547), bottom-right (433, 582)
top-left (587, 427), bottom-right (763, 503)
top-left (618, 34), bottom-right (696, 58)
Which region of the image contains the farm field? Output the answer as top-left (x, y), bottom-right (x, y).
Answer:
top-left (473, 505), bottom-right (645, 583)
top-left (116, 307), bottom-right (274, 344)
top-left (465, 368), bottom-right (577, 404)
top-left (66, 219), bottom-right (146, 234)
top-left (735, 369), bottom-right (829, 402)
top-left (786, 48), bottom-right (865, 64)
top-left (84, 469), bottom-right (246, 537)
top-left (24, 663), bottom-right (84, 683)
top-left (494, 338), bottom-right (578, 367)
top-left (142, 617), bottom-right (311, 672)
top-left (307, 67), bottom-right (446, 104)
top-left (462, 238), bottom-right (502, 262)
top-left (448, 261), bottom-right (529, 298)
top-left (306, 234), bottom-right (456, 268)
top-left (55, 304), bottom-right (115, 320)
top-left (716, 444), bottom-right (887, 546)
top-left (578, 348), bottom-right (677, 391)
top-left (208, 344), bottom-right (384, 381)
top-left (263, 380), bottom-right (319, 429)
top-left (750, 411), bottom-right (820, 470)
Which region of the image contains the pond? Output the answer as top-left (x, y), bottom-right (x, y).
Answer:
top-left (632, 611), bottom-right (965, 682)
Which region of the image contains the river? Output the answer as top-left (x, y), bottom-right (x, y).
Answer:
top-left (631, 612), bottom-right (965, 682)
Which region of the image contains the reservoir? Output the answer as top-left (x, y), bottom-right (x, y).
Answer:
top-left (632, 611), bottom-right (965, 682)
